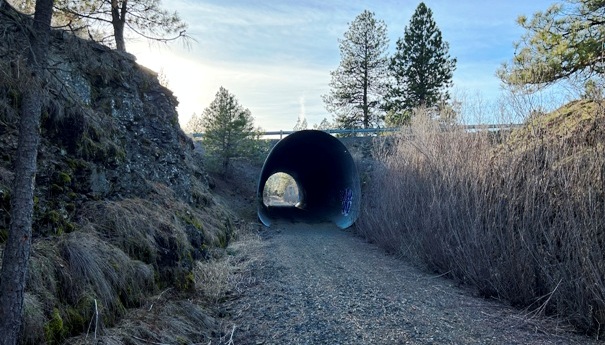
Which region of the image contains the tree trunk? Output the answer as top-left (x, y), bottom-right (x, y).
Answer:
top-left (363, 57), bottom-right (369, 129)
top-left (0, 0), bottom-right (54, 344)
top-left (111, 0), bottom-right (128, 51)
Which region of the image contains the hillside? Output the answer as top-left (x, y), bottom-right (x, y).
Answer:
top-left (0, 7), bottom-right (234, 344)
top-left (505, 99), bottom-right (605, 153)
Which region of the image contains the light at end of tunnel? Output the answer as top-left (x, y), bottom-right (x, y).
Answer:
top-left (262, 172), bottom-right (301, 207)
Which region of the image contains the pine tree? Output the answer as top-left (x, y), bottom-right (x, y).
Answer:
top-left (313, 118), bottom-right (333, 130)
top-left (386, 2), bottom-right (456, 125)
top-left (185, 112), bottom-right (203, 134)
top-left (323, 10), bottom-right (389, 129)
top-left (499, 0), bottom-right (605, 88)
top-left (201, 87), bottom-right (256, 176)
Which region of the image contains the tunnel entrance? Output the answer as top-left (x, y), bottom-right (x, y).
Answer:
top-left (257, 130), bottom-right (361, 229)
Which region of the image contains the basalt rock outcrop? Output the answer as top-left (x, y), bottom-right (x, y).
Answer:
top-left (0, 6), bottom-right (230, 344)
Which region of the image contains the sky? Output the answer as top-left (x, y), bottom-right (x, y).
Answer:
top-left (129, 0), bottom-right (567, 131)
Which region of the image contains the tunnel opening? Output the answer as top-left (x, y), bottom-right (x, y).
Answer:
top-left (262, 172), bottom-right (302, 207)
top-left (257, 130), bottom-right (361, 229)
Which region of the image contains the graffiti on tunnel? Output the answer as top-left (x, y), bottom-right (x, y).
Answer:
top-left (341, 188), bottom-right (353, 216)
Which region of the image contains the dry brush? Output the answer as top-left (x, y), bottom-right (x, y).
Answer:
top-left (358, 101), bottom-right (605, 336)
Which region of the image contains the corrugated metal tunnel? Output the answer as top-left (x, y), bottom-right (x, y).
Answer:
top-left (257, 130), bottom-right (361, 229)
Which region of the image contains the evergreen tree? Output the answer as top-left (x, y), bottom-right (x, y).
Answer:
top-left (313, 117), bottom-right (333, 130)
top-left (499, 0), bottom-right (605, 88)
top-left (185, 112), bottom-right (203, 134)
top-left (323, 10), bottom-right (389, 129)
top-left (386, 2), bottom-right (456, 125)
top-left (201, 87), bottom-right (256, 175)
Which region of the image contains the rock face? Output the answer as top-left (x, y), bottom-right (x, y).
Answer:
top-left (45, 41), bottom-right (197, 202)
top-left (0, 8), bottom-right (231, 344)
top-left (1, 21), bottom-right (212, 236)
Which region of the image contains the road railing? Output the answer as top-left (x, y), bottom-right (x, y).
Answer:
top-left (191, 123), bottom-right (523, 140)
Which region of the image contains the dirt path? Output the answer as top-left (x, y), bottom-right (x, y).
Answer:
top-left (222, 222), bottom-right (599, 344)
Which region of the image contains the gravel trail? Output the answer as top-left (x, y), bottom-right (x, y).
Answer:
top-left (223, 222), bottom-right (599, 344)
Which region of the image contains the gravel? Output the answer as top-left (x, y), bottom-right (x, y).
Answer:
top-left (221, 222), bottom-right (601, 344)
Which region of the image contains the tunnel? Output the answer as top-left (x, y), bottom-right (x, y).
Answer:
top-left (257, 130), bottom-right (361, 229)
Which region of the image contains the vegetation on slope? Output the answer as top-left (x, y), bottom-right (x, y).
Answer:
top-left (0, 8), bottom-right (236, 344)
top-left (358, 101), bottom-right (605, 336)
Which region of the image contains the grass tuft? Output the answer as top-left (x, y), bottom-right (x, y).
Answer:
top-left (59, 232), bottom-right (154, 319)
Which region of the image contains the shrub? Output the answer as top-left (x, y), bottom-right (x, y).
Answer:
top-left (357, 101), bottom-right (605, 335)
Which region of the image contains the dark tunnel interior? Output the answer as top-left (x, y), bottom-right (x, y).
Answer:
top-left (257, 130), bottom-right (361, 229)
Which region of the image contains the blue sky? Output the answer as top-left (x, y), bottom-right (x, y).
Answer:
top-left (131, 0), bottom-right (566, 131)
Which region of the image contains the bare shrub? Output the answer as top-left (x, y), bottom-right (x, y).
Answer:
top-left (358, 101), bottom-right (605, 335)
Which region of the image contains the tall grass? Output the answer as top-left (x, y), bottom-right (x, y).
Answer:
top-left (3, 182), bottom-right (236, 344)
top-left (357, 101), bottom-right (605, 335)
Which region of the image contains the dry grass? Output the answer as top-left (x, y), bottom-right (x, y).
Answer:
top-left (22, 293), bottom-right (46, 344)
top-left (358, 101), bottom-right (605, 336)
top-left (60, 231), bottom-right (154, 317)
top-left (5, 181), bottom-right (236, 344)
top-left (62, 222), bottom-right (263, 345)
top-left (194, 228), bottom-right (262, 304)
top-left (64, 291), bottom-right (219, 345)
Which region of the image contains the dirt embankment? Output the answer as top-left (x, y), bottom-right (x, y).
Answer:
top-left (221, 222), bottom-right (600, 344)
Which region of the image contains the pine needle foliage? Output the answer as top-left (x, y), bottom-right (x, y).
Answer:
top-left (385, 2), bottom-right (456, 126)
top-left (499, 0), bottom-right (605, 88)
top-left (201, 87), bottom-right (256, 176)
top-left (323, 10), bottom-right (389, 130)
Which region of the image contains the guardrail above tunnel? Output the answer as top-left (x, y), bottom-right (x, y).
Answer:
top-left (191, 123), bottom-right (523, 139)
top-left (257, 130), bottom-right (361, 229)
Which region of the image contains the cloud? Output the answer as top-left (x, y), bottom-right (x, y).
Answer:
top-left (130, 0), bottom-right (558, 131)
top-left (131, 40), bottom-right (330, 130)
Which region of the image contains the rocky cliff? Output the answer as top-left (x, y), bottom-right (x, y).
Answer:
top-left (0, 7), bottom-right (231, 344)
